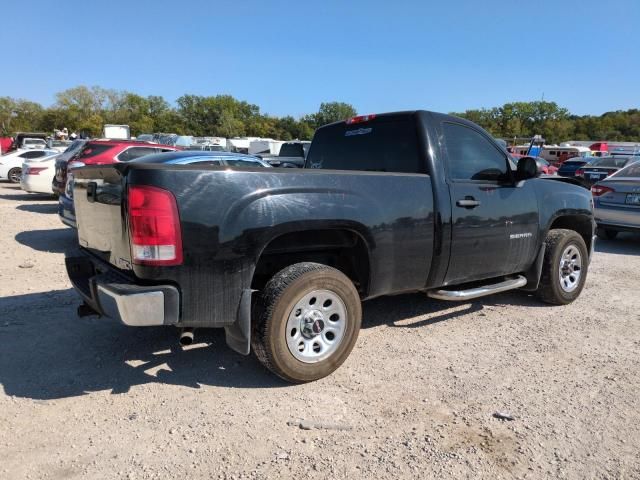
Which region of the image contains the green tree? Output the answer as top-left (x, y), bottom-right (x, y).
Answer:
top-left (309, 102), bottom-right (357, 128)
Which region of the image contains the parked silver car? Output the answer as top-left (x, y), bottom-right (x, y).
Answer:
top-left (592, 160), bottom-right (640, 239)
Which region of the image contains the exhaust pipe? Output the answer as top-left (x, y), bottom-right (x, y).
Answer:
top-left (179, 328), bottom-right (194, 346)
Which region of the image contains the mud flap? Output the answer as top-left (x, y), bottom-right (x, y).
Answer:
top-left (224, 289), bottom-right (254, 355)
top-left (521, 243), bottom-right (546, 291)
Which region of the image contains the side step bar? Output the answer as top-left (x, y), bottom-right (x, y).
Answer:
top-left (427, 275), bottom-right (527, 301)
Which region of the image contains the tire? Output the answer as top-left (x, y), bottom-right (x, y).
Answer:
top-left (536, 229), bottom-right (589, 305)
top-left (252, 262), bottom-right (362, 383)
top-left (7, 167), bottom-right (21, 183)
top-left (596, 227), bottom-right (618, 240)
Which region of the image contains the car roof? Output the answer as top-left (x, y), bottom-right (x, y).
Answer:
top-left (127, 150), bottom-right (267, 164)
top-left (86, 139), bottom-right (167, 147)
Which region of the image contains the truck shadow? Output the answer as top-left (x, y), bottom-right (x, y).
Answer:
top-left (362, 289), bottom-right (548, 330)
top-left (14, 228), bottom-right (77, 254)
top-left (0, 289), bottom-right (286, 400)
top-left (594, 233), bottom-right (640, 256)
top-left (0, 288), bottom-right (546, 400)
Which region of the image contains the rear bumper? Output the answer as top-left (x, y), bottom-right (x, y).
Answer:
top-left (58, 194), bottom-right (77, 228)
top-left (21, 175), bottom-right (54, 195)
top-left (65, 254), bottom-right (180, 327)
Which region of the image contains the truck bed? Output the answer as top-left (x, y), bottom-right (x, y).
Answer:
top-left (72, 163), bottom-right (436, 328)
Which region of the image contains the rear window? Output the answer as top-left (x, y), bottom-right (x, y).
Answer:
top-left (76, 143), bottom-right (113, 160)
top-left (588, 157), bottom-right (631, 168)
top-left (117, 147), bottom-right (158, 162)
top-left (19, 150), bottom-right (47, 159)
top-left (614, 161), bottom-right (640, 178)
top-left (306, 119), bottom-right (422, 173)
top-left (279, 143), bottom-right (305, 158)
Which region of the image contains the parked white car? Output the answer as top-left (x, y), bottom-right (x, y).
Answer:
top-left (21, 153), bottom-right (62, 194)
top-left (21, 138), bottom-right (48, 149)
top-left (47, 139), bottom-right (73, 152)
top-left (0, 149), bottom-right (59, 183)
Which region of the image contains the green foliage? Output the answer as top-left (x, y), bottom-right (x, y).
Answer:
top-left (3, 86), bottom-right (638, 145)
top-left (452, 101), bottom-right (640, 144)
top-left (305, 102), bottom-right (358, 129)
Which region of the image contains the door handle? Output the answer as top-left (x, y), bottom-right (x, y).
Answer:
top-left (456, 197), bottom-right (480, 208)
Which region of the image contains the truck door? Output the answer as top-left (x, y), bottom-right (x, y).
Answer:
top-left (440, 122), bottom-right (539, 286)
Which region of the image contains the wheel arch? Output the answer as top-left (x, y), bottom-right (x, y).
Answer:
top-left (251, 227), bottom-right (372, 297)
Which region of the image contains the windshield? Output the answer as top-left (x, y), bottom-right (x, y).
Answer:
top-left (613, 161), bottom-right (640, 178)
top-left (588, 157), bottom-right (633, 168)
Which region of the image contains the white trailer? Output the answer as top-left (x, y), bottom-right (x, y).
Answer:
top-left (102, 124), bottom-right (130, 140)
top-left (249, 139), bottom-right (285, 156)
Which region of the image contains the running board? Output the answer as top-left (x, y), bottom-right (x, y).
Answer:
top-left (427, 275), bottom-right (527, 301)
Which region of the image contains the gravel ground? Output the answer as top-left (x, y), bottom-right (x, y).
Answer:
top-left (0, 181), bottom-right (639, 480)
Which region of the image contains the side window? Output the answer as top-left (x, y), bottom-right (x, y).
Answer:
top-left (188, 160), bottom-right (222, 166)
top-left (225, 159), bottom-right (262, 168)
top-left (118, 147), bottom-right (157, 162)
top-left (443, 123), bottom-right (508, 182)
top-left (20, 151), bottom-right (46, 159)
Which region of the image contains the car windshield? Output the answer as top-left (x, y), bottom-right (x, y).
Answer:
top-left (613, 161), bottom-right (640, 178)
top-left (587, 157), bottom-right (631, 168)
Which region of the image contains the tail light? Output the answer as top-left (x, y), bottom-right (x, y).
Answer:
top-left (128, 185), bottom-right (183, 266)
top-left (591, 185), bottom-right (615, 196)
top-left (25, 167), bottom-right (47, 175)
top-left (346, 114), bottom-right (376, 125)
top-left (575, 169), bottom-right (584, 176)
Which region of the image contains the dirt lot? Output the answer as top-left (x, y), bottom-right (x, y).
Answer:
top-left (0, 181), bottom-right (639, 480)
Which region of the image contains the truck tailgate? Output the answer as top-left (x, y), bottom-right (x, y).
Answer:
top-left (72, 165), bottom-right (132, 269)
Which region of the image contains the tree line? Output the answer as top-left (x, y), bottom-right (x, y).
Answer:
top-left (0, 86), bottom-right (357, 141)
top-left (453, 101), bottom-right (640, 144)
top-left (1, 86), bottom-right (638, 144)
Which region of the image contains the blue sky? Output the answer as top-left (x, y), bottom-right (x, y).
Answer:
top-left (2, 0), bottom-right (638, 117)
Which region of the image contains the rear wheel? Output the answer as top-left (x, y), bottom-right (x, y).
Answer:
top-left (7, 167), bottom-right (21, 183)
top-left (536, 229), bottom-right (588, 305)
top-left (252, 262), bottom-right (362, 383)
top-left (596, 227), bottom-right (618, 240)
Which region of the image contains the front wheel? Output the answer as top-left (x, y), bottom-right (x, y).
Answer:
top-left (252, 262), bottom-right (362, 383)
top-left (536, 229), bottom-right (589, 305)
top-left (7, 167), bottom-right (21, 183)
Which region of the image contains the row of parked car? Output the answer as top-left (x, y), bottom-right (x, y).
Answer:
top-left (2, 130), bottom-right (639, 242)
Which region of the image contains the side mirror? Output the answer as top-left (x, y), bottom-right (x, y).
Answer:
top-left (515, 156), bottom-right (538, 181)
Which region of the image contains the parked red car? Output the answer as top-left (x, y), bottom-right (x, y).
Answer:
top-left (53, 139), bottom-right (179, 196)
top-left (56, 139), bottom-right (180, 227)
top-left (0, 137), bottom-right (13, 154)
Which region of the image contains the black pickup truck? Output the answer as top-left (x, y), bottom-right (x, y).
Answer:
top-left (66, 111), bottom-right (595, 383)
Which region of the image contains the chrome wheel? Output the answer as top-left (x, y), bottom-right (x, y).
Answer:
top-left (558, 244), bottom-right (582, 293)
top-left (285, 289), bottom-right (347, 363)
top-left (8, 168), bottom-right (21, 183)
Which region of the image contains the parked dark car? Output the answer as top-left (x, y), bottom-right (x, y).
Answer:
top-left (264, 141), bottom-right (310, 168)
top-left (592, 161), bottom-right (640, 239)
top-left (558, 158), bottom-right (589, 179)
top-left (576, 155), bottom-right (639, 187)
top-left (66, 111), bottom-right (595, 383)
top-left (52, 140), bottom-right (88, 196)
top-left (58, 139), bottom-right (180, 227)
top-left (131, 150), bottom-right (271, 167)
